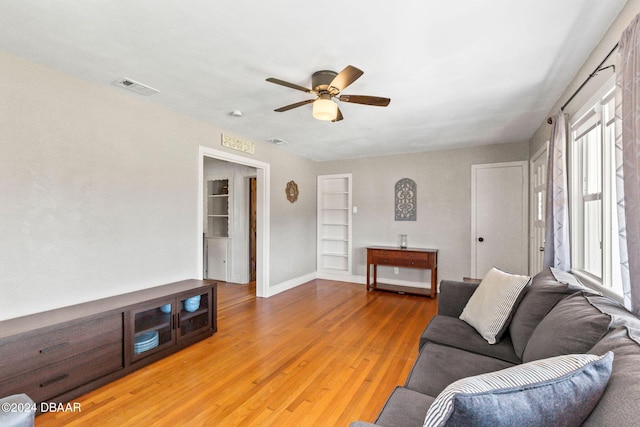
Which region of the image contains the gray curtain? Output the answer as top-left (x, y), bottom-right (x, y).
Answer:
top-left (543, 112), bottom-right (571, 271)
top-left (616, 14), bottom-right (640, 316)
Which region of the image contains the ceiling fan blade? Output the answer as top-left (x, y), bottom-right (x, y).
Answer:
top-left (339, 94), bottom-right (391, 107)
top-left (329, 65), bottom-right (363, 92)
top-left (332, 108), bottom-right (344, 122)
top-left (266, 77), bottom-right (312, 93)
top-left (274, 98), bottom-right (315, 112)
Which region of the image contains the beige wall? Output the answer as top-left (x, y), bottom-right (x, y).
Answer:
top-left (6, 0), bottom-right (638, 320)
top-left (0, 51), bottom-right (318, 320)
top-left (318, 141), bottom-right (530, 284)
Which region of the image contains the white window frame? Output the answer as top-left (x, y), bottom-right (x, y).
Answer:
top-left (568, 77), bottom-right (622, 296)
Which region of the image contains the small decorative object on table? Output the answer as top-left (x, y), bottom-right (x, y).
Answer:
top-left (399, 234), bottom-right (408, 248)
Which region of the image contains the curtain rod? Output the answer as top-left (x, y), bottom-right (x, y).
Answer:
top-left (547, 42), bottom-right (619, 124)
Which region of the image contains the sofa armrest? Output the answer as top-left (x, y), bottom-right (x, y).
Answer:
top-left (437, 280), bottom-right (480, 317)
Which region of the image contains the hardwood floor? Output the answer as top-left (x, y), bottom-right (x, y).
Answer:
top-left (36, 280), bottom-right (437, 426)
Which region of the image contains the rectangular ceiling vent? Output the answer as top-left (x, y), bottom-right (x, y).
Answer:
top-left (266, 138), bottom-right (288, 145)
top-left (112, 78), bottom-right (159, 96)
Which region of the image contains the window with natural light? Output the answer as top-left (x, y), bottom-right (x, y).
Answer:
top-left (569, 83), bottom-right (623, 295)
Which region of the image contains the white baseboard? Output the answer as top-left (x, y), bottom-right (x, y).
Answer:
top-left (267, 272), bottom-right (318, 297)
top-left (267, 272), bottom-right (433, 297)
top-left (316, 272), bottom-right (365, 284)
top-left (317, 273), bottom-right (431, 290)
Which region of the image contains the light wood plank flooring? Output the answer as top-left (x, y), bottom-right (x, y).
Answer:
top-left (36, 279), bottom-right (437, 426)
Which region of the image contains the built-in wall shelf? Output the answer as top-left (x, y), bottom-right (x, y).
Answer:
top-left (317, 173), bottom-right (352, 276)
top-left (206, 178), bottom-right (230, 238)
top-left (205, 177), bottom-right (231, 281)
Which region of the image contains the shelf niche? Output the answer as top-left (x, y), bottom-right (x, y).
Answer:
top-left (206, 179), bottom-right (230, 238)
top-left (317, 173), bottom-right (352, 276)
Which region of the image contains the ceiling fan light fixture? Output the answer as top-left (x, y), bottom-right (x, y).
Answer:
top-left (267, 65), bottom-right (389, 123)
top-left (312, 97), bottom-right (338, 121)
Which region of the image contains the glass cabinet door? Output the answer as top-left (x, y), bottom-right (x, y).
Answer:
top-left (131, 302), bottom-right (174, 360)
top-left (178, 292), bottom-right (210, 339)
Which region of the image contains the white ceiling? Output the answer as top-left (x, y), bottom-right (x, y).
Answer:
top-left (0, 1), bottom-right (628, 161)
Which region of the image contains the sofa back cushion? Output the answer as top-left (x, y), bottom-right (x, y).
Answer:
top-left (582, 328), bottom-right (640, 426)
top-left (509, 268), bottom-right (581, 359)
top-left (522, 292), bottom-right (611, 363)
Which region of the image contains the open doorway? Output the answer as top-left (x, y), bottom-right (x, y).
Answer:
top-left (202, 158), bottom-right (256, 284)
top-left (198, 146), bottom-right (270, 298)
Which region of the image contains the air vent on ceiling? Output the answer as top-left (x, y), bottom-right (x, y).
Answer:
top-left (266, 138), bottom-right (288, 145)
top-left (112, 78), bottom-right (159, 96)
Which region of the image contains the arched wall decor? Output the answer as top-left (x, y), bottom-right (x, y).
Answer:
top-left (395, 178), bottom-right (417, 221)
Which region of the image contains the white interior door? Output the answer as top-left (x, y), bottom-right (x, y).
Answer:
top-left (471, 161), bottom-right (528, 278)
top-left (530, 145), bottom-right (548, 275)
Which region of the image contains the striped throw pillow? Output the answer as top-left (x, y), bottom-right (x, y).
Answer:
top-left (459, 267), bottom-right (531, 344)
top-left (423, 352), bottom-right (614, 427)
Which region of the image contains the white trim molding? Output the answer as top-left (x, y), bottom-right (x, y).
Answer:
top-left (198, 145), bottom-right (270, 298)
top-left (318, 273), bottom-right (436, 292)
top-left (268, 272), bottom-right (318, 297)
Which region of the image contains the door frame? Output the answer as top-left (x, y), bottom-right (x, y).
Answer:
top-left (248, 176), bottom-right (257, 282)
top-left (471, 161), bottom-right (529, 278)
top-left (197, 146), bottom-right (270, 298)
top-left (529, 143), bottom-right (549, 275)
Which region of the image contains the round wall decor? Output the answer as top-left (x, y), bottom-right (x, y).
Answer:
top-left (286, 180), bottom-right (299, 203)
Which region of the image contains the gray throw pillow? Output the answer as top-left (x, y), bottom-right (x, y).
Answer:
top-left (523, 292), bottom-right (611, 362)
top-left (423, 352), bottom-right (614, 427)
top-left (459, 267), bottom-right (531, 344)
top-left (509, 268), bottom-right (581, 359)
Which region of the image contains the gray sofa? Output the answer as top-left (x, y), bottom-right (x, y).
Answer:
top-left (351, 268), bottom-right (640, 427)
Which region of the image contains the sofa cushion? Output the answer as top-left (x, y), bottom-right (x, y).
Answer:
top-left (523, 292), bottom-right (611, 362)
top-left (584, 292), bottom-right (640, 332)
top-left (420, 315), bottom-right (520, 364)
top-left (423, 352), bottom-right (613, 427)
top-left (459, 267), bottom-right (531, 344)
top-left (582, 328), bottom-right (640, 427)
top-left (0, 394), bottom-right (36, 427)
top-left (436, 280), bottom-right (480, 318)
top-left (509, 268), bottom-right (582, 358)
top-left (406, 342), bottom-right (515, 397)
top-left (371, 386), bottom-right (435, 427)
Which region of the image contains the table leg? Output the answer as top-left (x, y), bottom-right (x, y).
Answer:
top-left (366, 262), bottom-right (370, 291)
top-left (430, 265), bottom-right (438, 298)
top-left (373, 264), bottom-right (377, 290)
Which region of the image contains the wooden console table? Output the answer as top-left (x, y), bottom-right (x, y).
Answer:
top-left (366, 246), bottom-right (438, 298)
